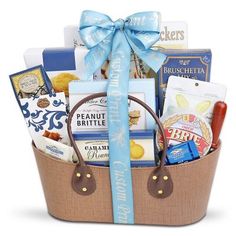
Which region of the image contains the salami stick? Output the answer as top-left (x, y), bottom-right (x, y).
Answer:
top-left (211, 101), bottom-right (227, 149)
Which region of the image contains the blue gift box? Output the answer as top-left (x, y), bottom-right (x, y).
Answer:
top-left (69, 79), bottom-right (156, 132)
top-left (157, 49), bottom-right (212, 115)
top-left (73, 130), bottom-right (156, 167)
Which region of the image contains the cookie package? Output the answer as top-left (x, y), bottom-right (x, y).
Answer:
top-left (24, 47), bottom-right (91, 97)
top-left (73, 130), bottom-right (155, 167)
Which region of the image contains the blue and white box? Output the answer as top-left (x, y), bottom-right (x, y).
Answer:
top-left (24, 47), bottom-right (89, 80)
top-left (19, 92), bottom-right (69, 150)
top-left (157, 49), bottom-right (212, 114)
top-left (73, 130), bottom-right (155, 167)
top-left (24, 47), bottom-right (91, 98)
top-left (69, 79), bottom-right (156, 132)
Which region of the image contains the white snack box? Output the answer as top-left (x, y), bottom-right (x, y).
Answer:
top-left (24, 47), bottom-right (90, 82)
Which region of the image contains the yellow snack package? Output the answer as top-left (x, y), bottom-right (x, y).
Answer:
top-left (52, 72), bottom-right (79, 96)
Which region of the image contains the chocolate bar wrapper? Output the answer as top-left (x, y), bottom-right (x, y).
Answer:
top-left (166, 141), bottom-right (199, 165)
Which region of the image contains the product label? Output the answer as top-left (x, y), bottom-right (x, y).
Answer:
top-left (159, 56), bottom-right (211, 87)
top-left (64, 22), bottom-right (188, 49)
top-left (10, 66), bottom-right (50, 100)
top-left (70, 92), bottom-right (146, 132)
top-left (75, 139), bottom-right (154, 162)
top-left (158, 113), bottom-right (212, 156)
top-left (18, 74), bottom-right (40, 93)
top-left (45, 145), bottom-right (64, 158)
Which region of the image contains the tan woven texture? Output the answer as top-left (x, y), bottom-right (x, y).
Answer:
top-left (32, 143), bottom-right (221, 226)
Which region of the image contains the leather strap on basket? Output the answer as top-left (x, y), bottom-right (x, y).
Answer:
top-left (67, 92), bottom-right (173, 198)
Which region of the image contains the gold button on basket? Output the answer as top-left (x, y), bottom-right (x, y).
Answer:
top-left (76, 173), bottom-right (81, 178)
top-left (82, 187), bottom-right (87, 192)
top-left (86, 174), bottom-right (91, 178)
top-left (163, 176), bottom-right (169, 181)
top-left (158, 189), bottom-right (163, 195)
top-left (152, 175), bottom-right (158, 180)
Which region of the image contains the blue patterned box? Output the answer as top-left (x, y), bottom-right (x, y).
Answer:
top-left (157, 49), bottom-right (212, 115)
top-left (19, 92), bottom-right (69, 150)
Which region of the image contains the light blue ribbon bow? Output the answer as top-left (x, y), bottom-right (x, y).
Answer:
top-left (80, 10), bottom-right (166, 79)
top-left (79, 10), bottom-right (166, 224)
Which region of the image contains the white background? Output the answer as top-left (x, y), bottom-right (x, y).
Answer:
top-left (0, 0), bottom-right (235, 235)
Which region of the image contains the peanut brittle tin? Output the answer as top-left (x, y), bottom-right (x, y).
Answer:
top-left (158, 113), bottom-right (212, 156)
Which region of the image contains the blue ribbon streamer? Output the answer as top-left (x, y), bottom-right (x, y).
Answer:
top-left (79, 10), bottom-right (166, 224)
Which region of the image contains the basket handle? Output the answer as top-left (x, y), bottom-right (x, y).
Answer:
top-left (67, 92), bottom-right (173, 198)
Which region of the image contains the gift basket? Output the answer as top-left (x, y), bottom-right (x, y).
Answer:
top-left (10, 10), bottom-right (227, 226)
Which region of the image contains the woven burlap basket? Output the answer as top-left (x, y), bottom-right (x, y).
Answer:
top-left (32, 93), bottom-right (221, 226)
